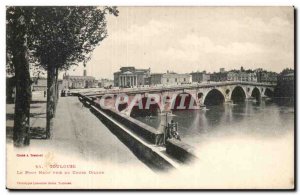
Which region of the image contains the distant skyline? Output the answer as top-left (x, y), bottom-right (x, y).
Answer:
top-left (60, 6), bottom-right (294, 79)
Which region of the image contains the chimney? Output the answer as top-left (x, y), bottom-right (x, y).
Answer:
top-left (83, 69), bottom-right (87, 76)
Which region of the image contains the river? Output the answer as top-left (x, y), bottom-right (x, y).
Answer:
top-left (133, 98), bottom-right (294, 148)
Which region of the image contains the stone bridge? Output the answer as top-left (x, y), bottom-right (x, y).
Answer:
top-left (82, 81), bottom-right (275, 117)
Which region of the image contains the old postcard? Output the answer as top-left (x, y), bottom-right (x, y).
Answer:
top-left (6, 6), bottom-right (295, 189)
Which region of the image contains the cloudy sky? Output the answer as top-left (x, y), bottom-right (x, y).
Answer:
top-left (64, 6), bottom-right (294, 79)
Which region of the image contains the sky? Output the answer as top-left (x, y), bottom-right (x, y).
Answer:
top-left (63, 6), bottom-right (294, 79)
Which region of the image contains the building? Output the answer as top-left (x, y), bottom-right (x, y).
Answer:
top-left (227, 69), bottom-right (257, 82)
top-left (209, 68), bottom-right (228, 82)
top-left (114, 67), bottom-right (151, 88)
top-left (32, 77), bottom-right (64, 91)
top-left (190, 71), bottom-right (210, 83)
top-left (220, 68), bottom-right (225, 73)
top-left (256, 69), bottom-right (278, 83)
top-left (98, 78), bottom-right (114, 88)
top-left (210, 67), bottom-right (258, 82)
top-left (227, 71), bottom-right (239, 81)
top-left (62, 69), bottom-right (97, 89)
top-left (150, 73), bottom-right (164, 85)
top-left (31, 77), bottom-right (47, 91)
top-left (150, 71), bottom-right (192, 86)
top-left (210, 72), bottom-right (228, 82)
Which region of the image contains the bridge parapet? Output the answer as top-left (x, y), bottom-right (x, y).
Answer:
top-left (80, 81), bottom-right (275, 97)
top-left (78, 81), bottom-right (275, 114)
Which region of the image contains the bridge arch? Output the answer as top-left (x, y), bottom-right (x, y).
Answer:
top-left (264, 88), bottom-right (274, 98)
top-left (230, 86), bottom-right (246, 103)
top-left (117, 102), bottom-right (128, 112)
top-left (115, 94), bottom-right (130, 112)
top-left (225, 89), bottom-right (230, 96)
top-left (197, 92), bottom-right (203, 99)
top-left (171, 92), bottom-right (197, 110)
top-left (203, 89), bottom-right (225, 106)
top-left (251, 87), bottom-right (261, 102)
top-left (129, 97), bottom-right (161, 117)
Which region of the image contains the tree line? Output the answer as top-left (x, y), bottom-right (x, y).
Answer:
top-left (6, 6), bottom-right (118, 147)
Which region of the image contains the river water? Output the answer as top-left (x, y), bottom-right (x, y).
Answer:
top-left (132, 98), bottom-right (294, 187)
top-left (133, 98), bottom-right (294, 148)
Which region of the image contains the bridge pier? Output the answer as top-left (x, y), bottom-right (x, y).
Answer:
top-left (224, 96), bottom-right (232, 103)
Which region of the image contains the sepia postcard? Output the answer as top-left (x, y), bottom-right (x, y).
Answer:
top-left (6, 6), bottom-right (295, 190)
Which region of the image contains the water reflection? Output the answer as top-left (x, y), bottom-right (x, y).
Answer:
top-left (133, 98), bottom-right (294, 147)
top-left (204, 105), bottom-right (226, 127)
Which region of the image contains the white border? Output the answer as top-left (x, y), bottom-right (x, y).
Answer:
top-left (1, 0), bottom-right (298, 194)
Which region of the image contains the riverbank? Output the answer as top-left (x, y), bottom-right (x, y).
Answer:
top-left (7, 96), bottom-right (155, 189)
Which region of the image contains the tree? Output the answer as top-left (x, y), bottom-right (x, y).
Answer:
top-left (28, 6), bottom-right (118, 138)
top-left (6, 7), bottom-right (33, 146)
top-left (280, 68), bottom-right (294, 75)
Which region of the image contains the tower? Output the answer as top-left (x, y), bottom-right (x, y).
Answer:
top-left (83, 69), bottom-right (87, 77)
